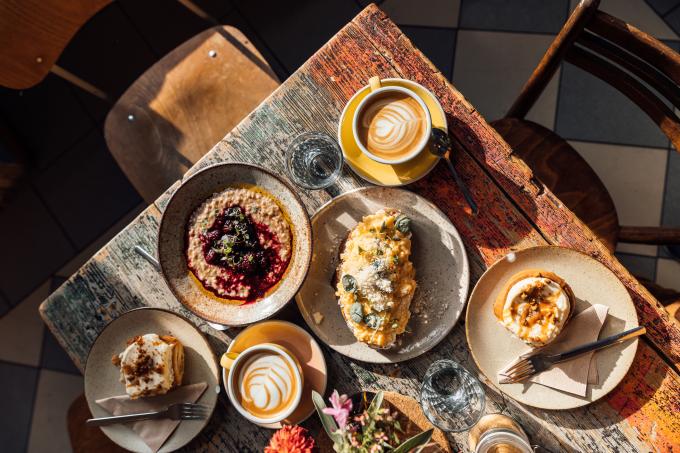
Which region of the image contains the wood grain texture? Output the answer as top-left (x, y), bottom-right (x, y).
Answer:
top-left (41, 5), bottom-right (680, 452)
top-left (105, 25), bottom-right (280, 203)
top-left (0, 0), bottom-right (111, 89)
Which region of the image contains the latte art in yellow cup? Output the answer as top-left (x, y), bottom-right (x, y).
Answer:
top-left (226, 343), bottom-right (304, 424)
top-left (352, 77), bottom-right (432, 165)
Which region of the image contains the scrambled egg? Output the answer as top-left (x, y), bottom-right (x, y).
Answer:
top-left (336, 208), bottom-right (416, 348)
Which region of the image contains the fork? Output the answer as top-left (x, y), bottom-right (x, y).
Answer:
top-left (499, 326), bottom-right (646, 384)
top-left (86, 403), bottom-right (209, 427)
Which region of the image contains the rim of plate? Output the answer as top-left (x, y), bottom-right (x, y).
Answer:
top-left (297, 186), bottom-right (470, 363)
top-left (337, 78), bottom-right (446, 187)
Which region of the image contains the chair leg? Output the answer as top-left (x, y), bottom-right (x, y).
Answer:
top-left (50, 65), bottom-right (110, 102)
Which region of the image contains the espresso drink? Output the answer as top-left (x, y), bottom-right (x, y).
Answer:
top-left (358, 92), bottom-right (427, 161)
top-left (236, 350), bottom-right (298, 419)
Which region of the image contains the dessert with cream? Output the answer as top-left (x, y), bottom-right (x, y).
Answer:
top-left (494, 270), bottom-right (574, 347)
top-left (336, 208), bottom-right (416, 349)
top-left (112, 334), bottom-right (184, 399)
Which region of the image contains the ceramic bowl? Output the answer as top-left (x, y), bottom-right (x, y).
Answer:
top-left (158, 163), bottom-right (312, 326)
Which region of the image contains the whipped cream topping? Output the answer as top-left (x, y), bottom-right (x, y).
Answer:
top-left (118, 333), bottom-right (175, 398)
top-left (238, 352), bottom-right (296, 419)
top-left (501, 277), bottom-right (569, 346)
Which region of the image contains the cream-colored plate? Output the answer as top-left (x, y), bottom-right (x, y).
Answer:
top-left (466, 246), bottom-right (639, 409)
top-left (296, 187), bottom-right (469, 363)
top-left (84, 308), bottom-right (220, 452)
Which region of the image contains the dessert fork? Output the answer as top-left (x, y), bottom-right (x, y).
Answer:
top-left (500, 326), bottom-right (646, 384)
top-left (86, 403), bottom-right (209, 427)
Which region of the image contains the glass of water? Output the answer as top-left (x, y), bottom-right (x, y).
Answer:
top-left (286, 131), bottom-right (343, 189)
top-left (420, 359), bottom-right (486, 432)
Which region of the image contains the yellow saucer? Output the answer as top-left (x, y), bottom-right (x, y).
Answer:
top-left (337, 78), bottom-right (446, 186)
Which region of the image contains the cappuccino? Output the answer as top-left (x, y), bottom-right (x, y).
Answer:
top-left (357, 92), bottom-right (427, 162)
top-left (236, 351), bottom-right (298, 419)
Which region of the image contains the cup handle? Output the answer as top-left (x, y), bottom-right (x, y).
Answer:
top-left (220, 351), bottom-right (240, 370)
top-left (368, 76), bottom-right (382, 92)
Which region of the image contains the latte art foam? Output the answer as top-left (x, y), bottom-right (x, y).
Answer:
top-left (358, 93), bottom-right (426, 161)
top-left (237, 352), bottom-right (297, 419)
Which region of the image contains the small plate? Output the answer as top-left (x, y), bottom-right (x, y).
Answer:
top-left (84, 308), bottom-right (220, 453)
top-left (466, 246), bottom-right (639, 409)
top-left (221, 320), bottom-right (327, 428)
top-left (157, 162), bottom-right (312, 326)
top-left (337, 78), bottom-right (445, 186)
top-left (296, 187), bottom-right (469, 363)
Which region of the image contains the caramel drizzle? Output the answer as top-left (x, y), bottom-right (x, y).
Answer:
top-left (509, 280), bottom-right (562, 342)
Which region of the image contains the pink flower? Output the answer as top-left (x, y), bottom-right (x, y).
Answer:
top-left (322, 390), bottom-right (353, 429)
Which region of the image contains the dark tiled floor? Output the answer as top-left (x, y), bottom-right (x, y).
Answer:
top-left (32, 130), bottom-right (141, 249)
top-left (401, 26), bottom-right (457, 80)
top-left (459, 0), bottom-right (569, 33)
top-left (0, 186), bottom-right (75, 305)
top-left (615, 252), bottom-right (658, 280)
top-left (647, 0), bottom-right (680, 15)
top-left (0, 361), bottom-right (40, 453)
top-left (40, 330), bottom-right (81, 376)
top-left (555, 62), bottom-right (671, 148)
top-left (663, 150), bottom-right (680, 226)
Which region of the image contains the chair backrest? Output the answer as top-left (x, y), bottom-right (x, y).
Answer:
top-left (104, 25), bottom-right (280, 202)
top-left (506, 0), bottom-right (680, 151)
top-left (0, 0), bottom-right (112, 89)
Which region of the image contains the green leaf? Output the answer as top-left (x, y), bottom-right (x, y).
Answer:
top-left (312, 391), bottom-right (343, 443)
top-left (395, 215), bottom-right (411, 234)
top-left (392, 428), bottom-right (434, 453)
top-left (342, 274), bottom-right (357, 293)
top-left (350, 303), bottom-right (363, 323)
top-left (367, 391), bottom-right (384, 417)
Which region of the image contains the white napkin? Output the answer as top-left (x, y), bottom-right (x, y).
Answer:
top-left (499, 304), bottom-right (609, 397)
top-left (96, 382), bottom-right (207, 452)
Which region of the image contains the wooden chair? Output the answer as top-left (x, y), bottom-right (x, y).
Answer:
top-left (491, 0), bottom-right (680, 255)
top-left (104, 25), bottom-right (280, 202)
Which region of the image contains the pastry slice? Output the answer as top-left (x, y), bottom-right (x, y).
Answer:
top-left (335, 208), bottom-right (416, 348)
top-left (494, 269), bottom-right (574, 347)
top-left (113, 333), bottom-right (184, 399)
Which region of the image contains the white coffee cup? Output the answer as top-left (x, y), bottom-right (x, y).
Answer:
top-left (224, 343), bottom-right (304, 425)
top-left (352, 76), bottom-right (432, 165)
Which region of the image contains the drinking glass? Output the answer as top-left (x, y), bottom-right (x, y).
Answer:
top-left (286, 132), bottom-right (343, 189)
top-left (420, 359), bottom-right (485, 432)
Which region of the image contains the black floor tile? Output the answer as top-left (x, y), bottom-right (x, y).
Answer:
top-left (234, 0), bottom-right (361, 74)
top-left (0, 361), bottom-right (39, 452)
top-left (0, 185), bottom-right (75, 305)
top-left (0, 75), bottom-right (95, 170)
top-left (57, 3), bottom-right (157, 102)
top-left (41, 326), bottom-right (81, 376)
top-left (0, 292), bottom-right (9, 317)
top-left (664, 6), bottom-right (680, 35)
top-left (662, 148), bottom-right (680, 226)
top-left (615, 252), bottom-right (657, 280)
top-left (119, 0), bottom-right (214, 57)
top-left (192, 0), bottom-right (234, 19)
top-left (401, 26), bottom-right (457, 80)
top-left (648, 0), bottom-right (680, 15)
top-left (32, 130), bottom-right (142, 250)
top-left (459, 0), bottom-right (568, 34)
top-left (555, 62), bottom-right (670, 148)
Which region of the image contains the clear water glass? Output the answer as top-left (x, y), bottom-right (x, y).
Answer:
top-left (286, 132), bottom-right (343, 189)
top-left (420, 360), bottom-right (486, 432)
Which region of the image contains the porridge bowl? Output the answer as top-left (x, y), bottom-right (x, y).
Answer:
top-left (158, 163), bottom-right (312, 326)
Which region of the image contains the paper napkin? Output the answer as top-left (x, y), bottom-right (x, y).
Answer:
top-left (96, 382), bottom-right (208, 453)
top-left (499, 304), bottom-right (609, 397)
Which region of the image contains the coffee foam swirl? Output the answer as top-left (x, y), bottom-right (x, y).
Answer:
top-left (359, 93), bottom-right (426, 160)
top-left (237, 352), bottom-right (296, 418)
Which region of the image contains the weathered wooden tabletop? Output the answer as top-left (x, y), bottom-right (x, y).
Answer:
top-left (40, 5), bottom-right (680, 452)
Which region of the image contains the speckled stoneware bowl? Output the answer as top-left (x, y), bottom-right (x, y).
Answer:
top-left (158, 163), bottom-right (312, 326)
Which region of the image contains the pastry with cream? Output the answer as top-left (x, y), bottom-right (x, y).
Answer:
top-left (494, 270), bottom-right (574, 347)
top-left (112, 333), bottom-right (184, 399)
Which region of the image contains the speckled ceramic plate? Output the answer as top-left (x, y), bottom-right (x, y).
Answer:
top-left (158, 163), bottom-right (312, 326)
top-left (466, 246), bottom-right (639, 409)
top-left (84, 308), bottom-right (220, 453)
top-left (296, 187), bottom-right (469, 363)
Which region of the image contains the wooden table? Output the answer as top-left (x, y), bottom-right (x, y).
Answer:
top-left (41, 5), bottom-right (680, 452)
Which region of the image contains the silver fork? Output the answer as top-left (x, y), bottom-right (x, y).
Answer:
top-left (499, 326), bottom-right (646, 384)
top-left (86, 403), bottom-right (209, 427)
